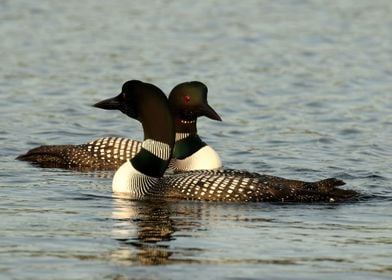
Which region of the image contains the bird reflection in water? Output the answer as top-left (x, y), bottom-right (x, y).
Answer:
top-left (110, 196), bottom-right (203, 265)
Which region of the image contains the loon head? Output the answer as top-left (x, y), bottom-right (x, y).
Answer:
top-left (94, 80), bottom-right (160, 120)
top-left (169, 81), bottom-right (222, 122)
top-left (94, 80), bottom-right (174, 148)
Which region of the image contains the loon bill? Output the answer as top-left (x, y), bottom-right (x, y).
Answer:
top-left (16, 81), bottom-right (222, 172)
top-left (95, 80), bottom-right (357, 203)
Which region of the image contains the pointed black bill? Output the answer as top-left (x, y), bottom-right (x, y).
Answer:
top-left (93, 92), bottom-right (137, 119)
top-left (93, 93), bottom-right (123, 110)
top-left (200, 103), bottom-right (222, 121)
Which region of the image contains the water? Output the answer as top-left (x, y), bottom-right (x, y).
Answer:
top-left (1, 0), bottom-right (391, 279)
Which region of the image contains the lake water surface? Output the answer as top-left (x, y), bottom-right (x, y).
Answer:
top-left (1, 1), bottom-right (391, 279)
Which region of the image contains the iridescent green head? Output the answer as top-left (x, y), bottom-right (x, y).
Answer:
top-left (168, 81), bottom-right (222, 122)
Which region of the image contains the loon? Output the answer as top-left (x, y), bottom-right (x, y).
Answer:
top-left (95, 80), bottom-right (357, 202)
top-left (17, 81), bottom-right (222, 172)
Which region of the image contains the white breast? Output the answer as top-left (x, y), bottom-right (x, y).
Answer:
top-left (112, 160), bottom-right (157, 198)
top-left (171, 145), bottom-right (222, 172)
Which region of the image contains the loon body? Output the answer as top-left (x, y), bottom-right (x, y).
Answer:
top-left (17, 82), bottom-right (222, 172)
top-left (95, 80), bottom-right (356, 202)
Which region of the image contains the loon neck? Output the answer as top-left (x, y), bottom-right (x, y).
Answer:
top-left (174, 117), bottom-right (197, 141)
top-left (131, 139), bottom-right (171, 177)
top-left (172, 117), bottom-right (205, 159)
top-left (140, 98), bottom-right (174, 146)
top-left (174, 134), bottom-right (206, 160)
top-left (130, 91), bottom-right (175, 178)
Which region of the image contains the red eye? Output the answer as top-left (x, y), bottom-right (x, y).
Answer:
top-left (183, 95), bottom-right (191, 103)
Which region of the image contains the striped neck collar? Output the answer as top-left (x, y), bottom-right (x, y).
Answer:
top-left (141, 139), bottom-right (171, 160)
top-left (175, 132), bottom-right (191, 141)
top-left (130, 138), bottom-right (172, 178)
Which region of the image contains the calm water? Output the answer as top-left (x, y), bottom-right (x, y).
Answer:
top-left (1, 1), bottom-right (391, 279)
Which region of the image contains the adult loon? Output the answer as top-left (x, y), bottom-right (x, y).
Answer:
top-left (17, 82), bottom-right (222, 172)
top-left (95, 80), bottom-right (357, 202)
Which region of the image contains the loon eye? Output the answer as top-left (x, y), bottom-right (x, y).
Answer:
top-left (183, 95), bottom-right (191, 103)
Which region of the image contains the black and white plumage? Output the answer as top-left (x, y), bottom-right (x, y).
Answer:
top-left (161, 170), bottom-right (354, 202)
top-left (112, 163), bottom-right (355, 203)
top-left (16, 136), bottom-right (141, 170)
top-left (95, 80), bottom-right (357, 203)
top-left (16, 81), bottom-right (222, 172)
